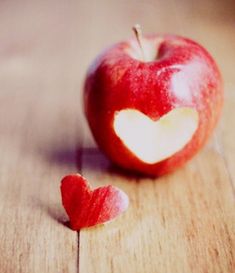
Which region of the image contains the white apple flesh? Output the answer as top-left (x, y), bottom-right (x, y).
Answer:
top-left (113, 107), bottom-right (198, 164)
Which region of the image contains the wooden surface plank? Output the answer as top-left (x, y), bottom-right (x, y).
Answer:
top-left (0, 1), bottom-right (82, 272)
top-left (80, 146), bottom-right (235, 273)
top-left (0, 90), bottom-right (79, 272)
top-left (220, 92), bottom-right (235, 186)
top-left (79, 1), bottom-right (235, 273)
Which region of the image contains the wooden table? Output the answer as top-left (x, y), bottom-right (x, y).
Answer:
top-left (0, 1), bottom-right (234, 272)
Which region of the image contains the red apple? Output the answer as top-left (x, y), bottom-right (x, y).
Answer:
top-left (84, 26), bottom-right (223, 176)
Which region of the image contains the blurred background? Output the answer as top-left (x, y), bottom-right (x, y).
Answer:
top-left (1, 0), bottom-right (235, 179)
top-left (1, 0), bottom-right (234, 140)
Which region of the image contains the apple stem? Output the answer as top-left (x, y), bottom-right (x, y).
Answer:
top-left (132, 24), bottom-right (146, 61)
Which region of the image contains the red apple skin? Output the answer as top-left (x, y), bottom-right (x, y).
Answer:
top-left (84, 34), bottom-right (223, 176)
top-left (61, 174), bottom-right (129, 230)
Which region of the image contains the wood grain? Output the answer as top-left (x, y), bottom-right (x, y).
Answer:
top-left (80, 146), bottom-right (235, 273)
top-left (79, 0), bottom-right (235, 273)
top-left (0, 1), bottom-right (81, 272)
top-left (0, 90), bottom-right (79, 273)
top-left (0, 0), bottom-right (235, 272)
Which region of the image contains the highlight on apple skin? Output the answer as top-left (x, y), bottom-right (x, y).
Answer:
top-left (83, 26), bottom-right (223, 176)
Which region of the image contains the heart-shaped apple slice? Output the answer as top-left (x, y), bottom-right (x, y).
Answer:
top-left (113, 107), bottom-right (199, 164)
top-left (60, 174), bottom-right (129, 230)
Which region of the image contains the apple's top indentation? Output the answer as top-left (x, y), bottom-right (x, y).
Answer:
top-left (126, 38), bottom-right (160, 62)
top-left (125, 24), bottom-right (162, 62)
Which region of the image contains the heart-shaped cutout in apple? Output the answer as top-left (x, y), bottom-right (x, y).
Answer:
top-left (113, 107), bottom-right (198, 164)
top-left (84, 25), bottom-right (223, 176)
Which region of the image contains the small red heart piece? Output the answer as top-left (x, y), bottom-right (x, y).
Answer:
top-left (60, 174), bottom-right (129, 230)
